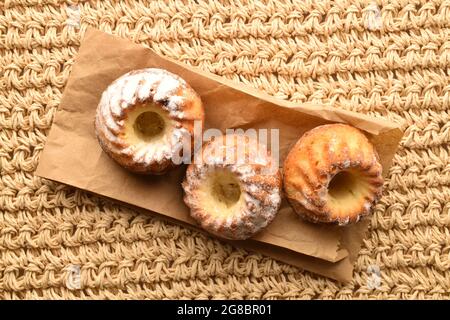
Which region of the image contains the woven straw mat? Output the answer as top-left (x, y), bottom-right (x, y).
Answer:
top-left (0, 0), bottom-right (449, 299)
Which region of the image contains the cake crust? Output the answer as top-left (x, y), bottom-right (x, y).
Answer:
top-left (95, 68), bottom-right (204, 174)
top-left (283, 124), bottom-right (383, 225)
top-left (182, 134), bottom-right (282, 240)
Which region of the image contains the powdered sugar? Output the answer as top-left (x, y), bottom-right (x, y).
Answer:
top-left (154, 76), bottom-right (180, 100)
top-left (328, 136), bottom-right (337, 153)
top-left (105, 68), bottom-right (187, 119)
top-left (122, 74), bottom-right (142, 104)
top-left (137, 73), bottom-right (159, 101)
top-left (164, 96), bottom-right (186, 117)
top-left (342, 159), bottom-right (351, 168)
top-left (268, 190), bottom-right (281, 206)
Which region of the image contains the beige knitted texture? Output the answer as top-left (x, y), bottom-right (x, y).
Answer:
top-left (1, 0), bottom-right (449, 299)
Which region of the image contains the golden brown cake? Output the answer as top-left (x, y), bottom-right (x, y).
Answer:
top-left (95, 68), bottom-right (204, 174)
top-left (283, 124), bottom-right (383, 225)
top-left (182, 134), bottom-right (282, 240)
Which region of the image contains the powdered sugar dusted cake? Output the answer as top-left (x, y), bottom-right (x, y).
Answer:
top-left (182, 134), bottom-right (282, 240)
top-left (95, 68), bottom-right (204, 174)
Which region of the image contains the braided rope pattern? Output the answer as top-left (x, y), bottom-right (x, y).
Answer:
top-left (1, 0), bottom-right (449, 299)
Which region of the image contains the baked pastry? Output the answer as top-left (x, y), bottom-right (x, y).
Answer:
top-left (95, 68), bottom-right (204, 174)
top-left (283, 124), bottom-right (383, 225)
top-left (182, 134), bottom-right (282, 240)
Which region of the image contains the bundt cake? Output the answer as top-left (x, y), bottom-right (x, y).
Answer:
top-left (283, 124), bottom-right (383, 225)
top-left (182, 134), bottom-right (282, 240)
top-left (95, 68), bottom-right (204, 174)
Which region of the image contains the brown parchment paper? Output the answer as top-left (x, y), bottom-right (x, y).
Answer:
top-left (36, 28), bottom-right (403, 282)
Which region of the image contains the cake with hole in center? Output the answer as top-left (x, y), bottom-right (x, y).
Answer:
top-left (283, 124), bottom-right (384, 225)
top-left (182, 134), bottom-right (282, 240)
top-left (95, 68), bottom-right (204, 174)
